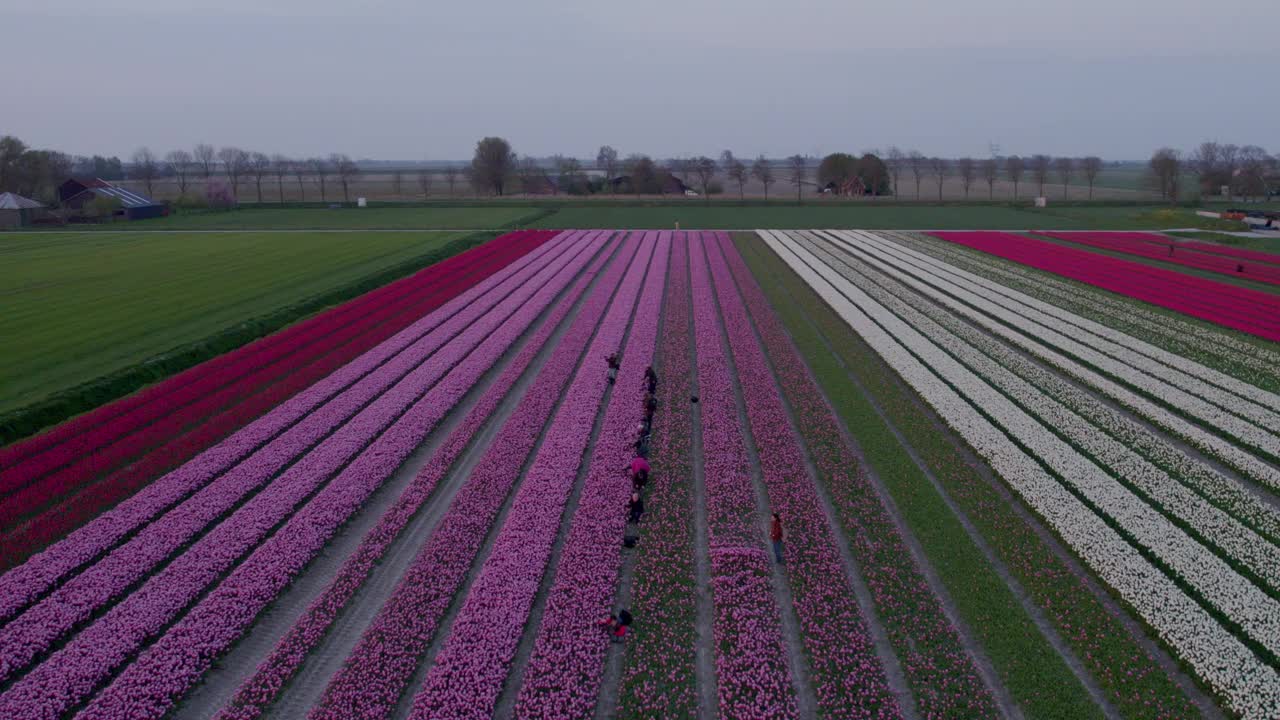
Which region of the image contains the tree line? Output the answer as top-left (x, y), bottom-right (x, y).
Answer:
top-left (1146, 142), bottom-right (1278, 203)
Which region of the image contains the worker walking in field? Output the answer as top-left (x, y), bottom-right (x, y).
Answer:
top-left (628, 492), bottom-right (645, 524)
top-left (605, 353), bottom-right (620, 385)
top-left (643, 366), bottom-right (658, 395)
top-left (770, 512), bottom-right (784, 564)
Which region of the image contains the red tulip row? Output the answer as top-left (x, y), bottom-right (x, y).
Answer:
top-left (718, 232), bottom-right (1000, 717)
top-left (0, 232), bottom-right (572, 627)
top-left (930, 231), bottom-right (1280, 341)
top-left (0, 233), bottom-right (598, 720)
top-left (1038, 231), bottom-right (1280, 285)
top-left (1044, 230), bottom-right (1280, 266)
top-left (307, 233), bottom-right (642, 720)
top-left (688, 235), bottom-right (798, 719)
top-left (406, 234), bottom-right (656, 720)
top-left (705, 232), bottom-right (903, 718)
top-left (213, 231), bottom-right (619, 720)
top-left (513, 231), bottom-right (671, 718)
top-left (0, 231), bottom-right (555, 571)
top-left (69, 232), bottom-right (611, 720)
top-left (617, 232), bottom-right (700, 717)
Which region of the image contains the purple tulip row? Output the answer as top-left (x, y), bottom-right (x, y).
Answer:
top-left (405, 234), bottom-right (657, 720)
top-left (0, 232), bottom-right (599, 720)
top-left (307, 232), bottom-right (644, 720)
top-left (0, 231), bottom-right (572, 627)
top-left (718, 233), bottom-right (1001, 717)
top-left (617, 232), bottom-right (700, 717)
top-left (213, 231), bottom-right (620, 720)
top-left (707, 233), bottom-right (903, 718)
top-left (512, 231), bottom-right (672, 718)
top-left (0, 230), bottom-right (582, 687)
top-left (688, 234), bottom-right (799, 719)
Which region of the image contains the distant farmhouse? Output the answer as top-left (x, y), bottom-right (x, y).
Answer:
top-left (0, 192), bottom-right (45, 229)
top-left (58, 178), bottom-right (165, 221)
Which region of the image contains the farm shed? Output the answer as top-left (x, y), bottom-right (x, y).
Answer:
top-left (58, 178), bottom-right (166, 221)
top-left (0, 192), bottom-right (44, 229)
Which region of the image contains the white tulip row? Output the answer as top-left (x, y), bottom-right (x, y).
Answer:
top-left (758, 229), bottom-right (1280, 718)
top-left (821, 230), bottom-right (1280, 491)
top-left (886, 231), bottom-right (1280, 382)
top-left (833, 230), bottom-right (1280, 436)
top-left (790, 231), bottom-right (1280, 594)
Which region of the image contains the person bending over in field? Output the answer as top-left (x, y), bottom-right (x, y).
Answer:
top-left (605, 353), bottom-right (620, 385)
top-left (643, 366), bottom-right (658, 394)
top-left (627, 492), bottom-right (645, 524)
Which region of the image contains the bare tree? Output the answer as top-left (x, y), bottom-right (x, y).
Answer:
top-left (270, 154), bottom-right (290, 203)
top-left (193, 143), bottom-right (216, 179)
top-left (980, 158), bottom-right (998, 199)
top-left (788, 154), bottom-right (807, 203)
top-left (1030, 154), bottom-right (1052, 197)
top-left (670, 158), bottom-right (691, 184)
top-left (907, 151), bottom-right (926, 199)
top-left (1054, 156), bottom-right (1075, 199)
top-left (165, 150), bottom-right (194, 198)
top-left (331, 153), bottom-right (359, 203)
top-left (443, 165), bottom-right (460, 197)
top-left (417, 168), bottom-right (431, 200)
top-left (249, 152), bottom-right (271, 203)
top-left (692, 156), bottom-right (717, 205)
top-left (886, 146), bottom-right (905, 198)
top-left (596, 145), bottom-right (619, 193)
top-left (1005, 155), bottom-right (1025, 199)
top-left (392, 170), bottom-right (404, 197)
top-left (518, 157), bottom-right (540, 197)
top-left (131, 147), bottom-right (159, 197)
top-left (1220, 144), bottom-right (1240, 198)
top-left (1147, 147), bottom-right (1182, 203)
top-left (310, 157), bottom-right (329, 202)
top-left (1238, 145), bottom-right (1270, 201)
top-left (727, 159), bottom-right (748, 199)
top-left (752, 155), bottom-right (775, 200)
top-left (1189, 141), bottom-right (1221, 199)
top-left (471, 137), bottom-right (516, 196)
top-left (956, 157), bottom-right (976, 199)
top-left (929, 157), bottom-right (950, 200)
top-left (291, 160), bottom-right (307, 202)
top-left (217, 147), bottom-right (250, 198)
top-left (1081, 156), bottom-right (1102, 200)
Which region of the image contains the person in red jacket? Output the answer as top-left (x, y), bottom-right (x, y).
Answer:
top-left (770, 512), bottom-right (784, 563)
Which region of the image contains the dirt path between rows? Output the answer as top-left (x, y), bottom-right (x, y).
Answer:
top-left (174, 239), bottom-right (608, 720)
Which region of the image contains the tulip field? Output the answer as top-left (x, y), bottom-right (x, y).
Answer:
top-left (1, 226), bottom-right (1279, 719)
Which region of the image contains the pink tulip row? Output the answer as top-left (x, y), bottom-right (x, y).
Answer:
top-left (0, 233), bottom-right (601, 720)
top-left (0, 231), bottom-right (573, 627)
top-left (930, 231), bottom-right (1280, 341)
top-left (69, 232), bottom-right (612, 720)
top-left (618, 233), bottom-right (700, 717)
top-left (688, 235), bottom-right (799, 719)
top-left (0, 231), bottom-right (547, 508)
top-left (1043, 230), bottom-right (1280, 266)
top-left (307, 232), bottom-right (642, 720)
top-left (0, 233), bottom-right (552, 571)
top-left (705, 233), bottom-right (903, 718)
top-left (717, 234), bottom-right (1000, 717)
top-left (213, 231), bottom-right (619, 720)
top-left (405, 233), bottom-right (657, 720)
top-left (512, 231), bottom-right (671, 718)
top-left (1038, 231), bottom-right (1280, 285)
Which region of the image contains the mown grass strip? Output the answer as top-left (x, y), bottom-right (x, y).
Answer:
top-left (0, 232), bottom-right (497, 445)
top-left (734, 232), bottom-right (1200, 719)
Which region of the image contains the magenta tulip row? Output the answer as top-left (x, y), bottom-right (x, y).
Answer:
top-left (719, 234), bottom-right (1000, 717)
top-left (406, 234), bottom-right (656, 720)
top-left (512, 231), bottom-right (671, 718)
top-left (705, 233), bottom-right (903, 718)
top-left (688, 235), bottom-right (798, 719)
top-left (1038, 231), bottom-right (1280, 285)
top-left (931, 231), bottom-right (1280, 341)
top-left (214, 231), bottom-right (618, 720)
top-left (0, 232), bottom-right (571, 628)
top-left (0, 233), bottom-right (600, 720)
top-left (1043, 229), bottom-right (1280, 267)
top-left (0, 230), bottom-right (543, 500)
top-left (618, 233), bottom-right (700, 717)
top-left (307, 232), bottom-right (642, 720)
top-left (68, 232), bottom-right (610, 720)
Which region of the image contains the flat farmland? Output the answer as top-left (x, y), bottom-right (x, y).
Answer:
top-left (62, 206), bottom-right (539, 231)
top-left (0, 230), bottom-right (472, 415)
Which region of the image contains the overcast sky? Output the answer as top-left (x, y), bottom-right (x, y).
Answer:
top-left (4, 0), bottom-right (1276, 161)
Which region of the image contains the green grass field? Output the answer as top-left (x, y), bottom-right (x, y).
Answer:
top-left (0, 231), bottom-right (468, 414)
top-left (60, 206), bottom-right (539, 231)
